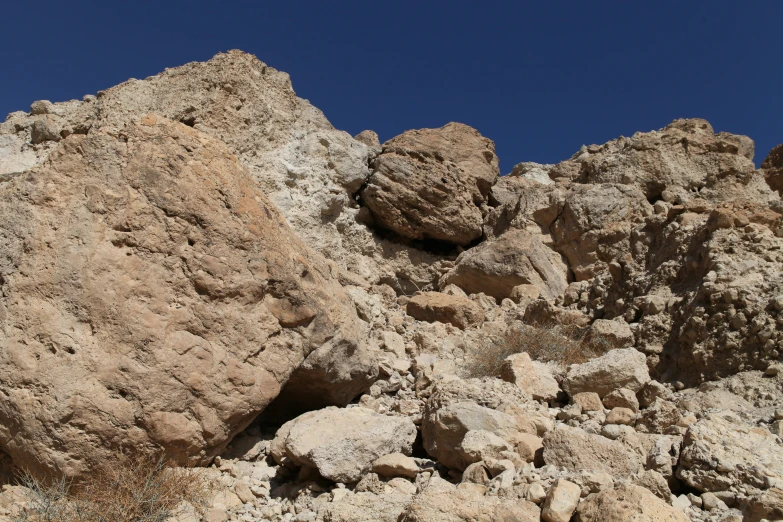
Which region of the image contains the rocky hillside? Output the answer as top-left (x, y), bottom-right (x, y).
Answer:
top-left (0, 50), bottom-right (782, 521)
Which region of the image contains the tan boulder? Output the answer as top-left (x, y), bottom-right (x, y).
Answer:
top-left (360, 122), bottom-right (499, 245)
top-left (406, 292), bottom-right (485, 329)
top-left (440, 229), bottom-right (568, 301)
top-left (677, 411), bottom-right (783, 494)
top-left (0, 117), bottom-right (365, 480)
top-left (543, 426), bottom-right (642, 478)
top-left (575, 484), bottom-right (689, 522)
top-left (500, 352), bottom-right (560, 402)
top-left (542, 478), bottom-right (582, 522)
top-left (572, 392), bottom-right (603, 412)
top-left (271, 406), bottom-right (417, 483)
top-left (563, 348), bottom-right (650, 398)
top-left (401, 483), bottom-right (540, 521)
top-left (602, 388), bottom-right (639, 412)
top-left (372, 453), bottom-right (420, 479)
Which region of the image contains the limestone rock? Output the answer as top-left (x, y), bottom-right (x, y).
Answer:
top-left (455, 430), bottom-right (512, 466)
top-left (575, 484), bottom-right (689, 522)
top-left (354, 129), bottom-right (381, 149)
top-left (499, 352), bottom-right (560, 402)
top-left (677, 412), bottom-right (783, 494)
top-left (440, 229), bottom-right (568, 301)
top-left (360, 122), bottom-right (499, 245)
top-left (0, 117), bottom-right (364, 480)
top-left (605, 408), bottom-right (636, 426)
top-left (406, 292), bottom-right (485, 330)
top-left (543, 426), bottom-right (642, 478)
top-left (585, 319), bottom-right (634, 349)
top-left (743, 487), bottom-right (783, 522)
top-left (563, 348), bottom-right (651, 398)
top-left (572, 392), bottom-right (603, 412)
top-left (542, 478), bottom-right (581, 522)
top-left (322, 492), bottom-right (413, 522)
top-left (271, 407), bottom-right (417, 483)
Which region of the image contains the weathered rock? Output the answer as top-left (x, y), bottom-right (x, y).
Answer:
top-left (271, 407), bottom-right (417, 483)
top-left (500, 352), bottom-right (560, 402)
top-left (542, 478), bottom-right (581, 522)
top-left (743, 487), bottom-right (783, 522)
top-left (323, 491), bottom-right (413, 522)
top-left (360, 122), bottom-right (499, 245)
top-left (631, 470), bottom-right (673, 503)
top-left (762, 143), bottom-right (783, 194)
top-left (0, 116), bottom-right (364, 479)
top-left (354, 129), bottom-right (381, 149)
top-left (372, 453), bottom-right (420, 479)
top-left (440, 229), bottom-right (568, 301)
top-left (572, 392), bottom-right (603, 412)
top-left (677, 412), bottom-right (783, 494)
top-left (585, 319), bottom-right (635, 349)
top-left (455, 430), bottom-right (512, 466)
top-left (406, 292), bottom-right (485, 329)
top-left (563, 348), bottom-right (651, 398)
top-left (605, 408), bottom-right (636, 426)
top-left (401, 483), bottom-right (541, 522)
top-left (636, 398), bottom-right (681, 434)
top-left (543, 426), bottom-right (642, 478)
top-left (575, 484), bottom-right (689, 522)
top-left (602, 388), bottom-right (640, 412)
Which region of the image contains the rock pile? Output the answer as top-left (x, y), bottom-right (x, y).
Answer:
top-left (1, 50), bottom-right (783, 522)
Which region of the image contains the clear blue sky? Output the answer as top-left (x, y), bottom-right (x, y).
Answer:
top-left (2, 1), bottom-right (781, 171)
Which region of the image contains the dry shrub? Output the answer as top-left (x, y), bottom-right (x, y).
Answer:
top-left (463, 322), bottom-right (606, 378)
top-left (14, 455), bottom-right (213, 522)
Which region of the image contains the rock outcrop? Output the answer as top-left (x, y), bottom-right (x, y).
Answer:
top-left (359, 122), bottom-right (499, 246)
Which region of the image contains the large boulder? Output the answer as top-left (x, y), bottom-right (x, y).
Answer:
top-left (677, 412), bottom-right (783, 494)
top-left (406, 292), bottom-right (485, 329)
top-left (542, 425), bottom-right (642, 478)
top-left (575, 484), bottom-right (689, 522)
top-left (440, 229), bottom-right (569, 301)
top-left (360, 122), bottom-right (499, 245)
top-left (562, 348), bottom-right (651, 398)
top-left (270, 406), bottom-right (417, 483)
top-left (0, 117), bottom-right (365, 480)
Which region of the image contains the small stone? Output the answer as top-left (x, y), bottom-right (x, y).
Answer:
top-left (766, 363), bottom-right (782, 376)
top-left (605, 407), bottom-right (636, 426)
top-left (602, 388), bottom-right (639, 412)
top-left (234, 481), bottom-right (255, 504)
top-left (29, 100), bottom-right (53, 115)
top-left (461, 462), bottom-right (490, 485)
top-left (516, 433), bottom-right (544, 463)
top-left (527, 482), bottom-right (547, 503)
top-left (702, 492), bottom-right (729, 512)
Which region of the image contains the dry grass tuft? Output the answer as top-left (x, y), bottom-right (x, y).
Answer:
top-left (463, 322), bottom-right (606, 378)
top-left (13, 454), bottom-right (213, 522)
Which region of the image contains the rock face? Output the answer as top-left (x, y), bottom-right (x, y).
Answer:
top-left (575, 484), bottom-right (689, 522)
top-left (406, 292), bottom-right (485, 329)
top-left (677, 412), bottom-right (783, 494)
top-left (359, 122), bottom-right (499, 245)
top-left (440, 229), bottom-right (569, 301)
top-left (270, 407), bottom-right (417, 483)
top-left (0, 116), bottom-right (364, 479)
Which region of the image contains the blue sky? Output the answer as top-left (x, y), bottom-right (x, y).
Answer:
top-left (2, 1), bottom-right (781, 171)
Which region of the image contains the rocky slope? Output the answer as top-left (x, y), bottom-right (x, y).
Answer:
top-left (1, 50), bottom-right (782, 522)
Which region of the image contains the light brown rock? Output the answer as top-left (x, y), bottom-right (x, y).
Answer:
top-left (563, 348), bottom-right (651, 398)
top-left (401, 484), bottom-right (541, 522)
top-left (542, 478), bottom-right (582, 522)
top-left (406, 292), bottom-right (485, 329)
top-left (572, 392), bottom-right (603, 412)
top-left (271, 406), bottom-right (417, 483)
top-left (500, 352), bottom-right (560, 402)
top-left (605, 408), bottom-right (636, 426)
top-left (440, 229), bottom-right (568, 301)
top-left (0, 117), bottom-right (364, 480)
top-left (543, 425), bottom-right (642, 478)
top-left (762, 143), bottom-right (783, 194)
top-left (677, 411), bottom-right (783, 494)
top-left (575, 484), bottom-right (689, 522)
top-left (360, 122), bottom-right (499, 245)
top-left (602, 388), bottom-right (639, 412)
top-left (372, 453), bottom-right (420, 479)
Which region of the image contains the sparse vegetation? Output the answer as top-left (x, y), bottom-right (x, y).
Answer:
top-left (13, 455), bottom-right (213, 522)
top-left (463, 322), bottom-right (606, 378)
